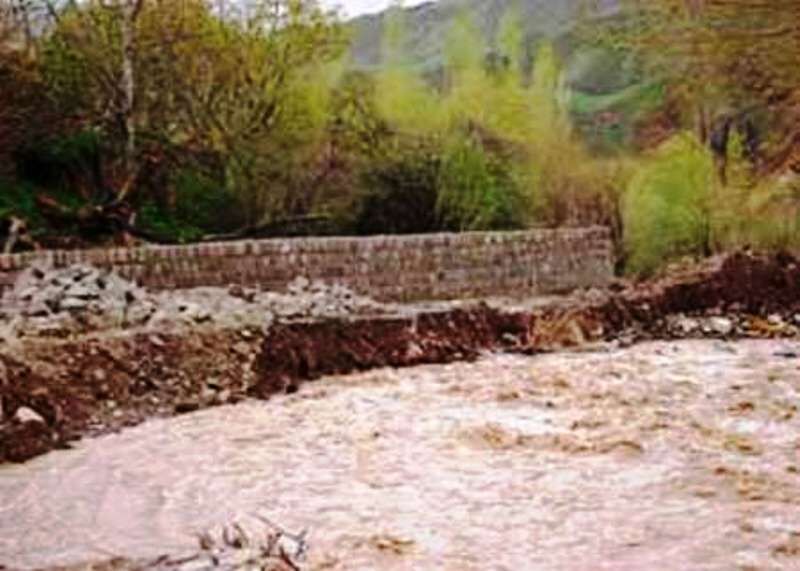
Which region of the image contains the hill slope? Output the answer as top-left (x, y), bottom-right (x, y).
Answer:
top-left (349, 0), bottom-right (587, 73)
top-left (347, 0), bottom-right (656, 150)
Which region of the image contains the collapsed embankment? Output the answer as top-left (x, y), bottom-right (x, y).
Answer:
top-left (255, 251), bottom-right (800, 396)
top-left (1, 251), bottom-right (799, 465)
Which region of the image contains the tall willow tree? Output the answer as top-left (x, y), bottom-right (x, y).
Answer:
top-left (374, 2), bottom-right (444, 135)
top-left (369, 6), bottom-right (526, 231)
top-left (434, 7), bottom-right (532, 230)
top-left (368, 5), bottom-right (617, 231)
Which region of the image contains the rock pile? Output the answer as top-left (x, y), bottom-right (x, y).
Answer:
top-left (149, 277), bottom-right (386, 332)
top-left (1, 263), bottom-right (156, 337)
top-left (277, 276), bottom-right (386, 318)
top-left (664, 312), bottom-right (800, 340)
top-left (0, 264), bottom-right (386, 339)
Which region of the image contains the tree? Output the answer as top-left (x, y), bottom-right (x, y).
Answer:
top-left (24, 0), bottom-right (344, 238)
top-left (119, 0), bottom-right (143, 190)
top-left (374, 3), bottom-right (444, 136)
top-left (138, 0), bottom-right (345, 225)
top-left (0, 2), bottom-right (52, 179)
top-left (593, 0), bottom-right (800, 173)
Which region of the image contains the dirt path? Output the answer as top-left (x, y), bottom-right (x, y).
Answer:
top-left (1, 340), bottom-right (798, 570)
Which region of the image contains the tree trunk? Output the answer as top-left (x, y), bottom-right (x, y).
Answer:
top-left (118, 0), bottom-right (143, 201)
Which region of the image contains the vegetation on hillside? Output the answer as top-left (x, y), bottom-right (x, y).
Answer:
top-left (0, 0), bottom-right (798, 274)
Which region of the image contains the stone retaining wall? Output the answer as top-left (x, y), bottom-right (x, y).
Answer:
top-left (0, 228), bottom-right (613, 301)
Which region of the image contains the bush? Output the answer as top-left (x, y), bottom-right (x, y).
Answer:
top-left (348, 130), bottom-right (527, 236)
top-left (137, 171), bottom-right (245, 243)
top-left (351, 139), bottom-right (447, 235)
top-left (0, 179), bottom-right (43, 230)
top-left (436, 136), bottom-right (525, 231)
top-left (739, 176), bottom-right (800, 252)
top-left (15, 131), bottom-right (105, 202)
top-left (623, 133), bottom-right (714, 275)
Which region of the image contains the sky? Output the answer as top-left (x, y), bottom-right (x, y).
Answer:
top-left (323, 0), bottom-right (433, 18)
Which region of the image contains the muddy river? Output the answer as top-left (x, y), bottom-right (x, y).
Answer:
top-left (1, 340), bottom-right (799, 570)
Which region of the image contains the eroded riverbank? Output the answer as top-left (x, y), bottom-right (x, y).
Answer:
top-left (0, 253), bottom-right (800, 463)
top-left (1, 340), bottom-right (799, 570)
top-left (3, 251), bottom-right (798, 465)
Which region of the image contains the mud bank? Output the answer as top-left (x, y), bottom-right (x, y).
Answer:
top-left (1, 251), bottom-right (798, 465)
top-left (0, 301), bottom-right (539, 464)
top-left (0, 327), bottom-right (262, 463)
top-left (255, 251), bottom-right (800, 396)
top-left (252, 307), bottom-right (527, 397)
top-left (594, 251), bottom-right (800, 330)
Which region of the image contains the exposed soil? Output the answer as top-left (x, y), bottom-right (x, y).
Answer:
top-left (0, 250), bottom-right (798, 466)
top-left (0, 328), bottom-right (261, 463)
top-left (597, 251), bottom-right (800, 329)
top-left (255, 251), bottom-right (800, 397)
top-left (252, 307), bottom-right (527, 397)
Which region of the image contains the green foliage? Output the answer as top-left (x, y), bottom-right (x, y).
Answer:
top-left (370, 7), bottom-right (619, 231)
top-left (723, 168), bottom-right (800, 253)
top-left (437, 136), bottom-right (524, 231)
top-left (137, 170), bottom-right (245, 243)
top-left (570, 82), bottom-right (662, 117)
top-left (137, 203), bottom-right (203, 244)
top-left (367, 8), bottom-right (539, 232)
top-left (4, 0), bottom-right (795, 277)
top-left (624, 128), bottom-right (800, 276)
top-left (564, 47), bottom-right (639, 94)
top-left (0, 180), bottom-right (42, 228)
top-left (15, 131), bottom-right (103, 193)
top-left (569, 82), bottom-right (665, 151)
top-left (0, 2), bottom-right (633, 248)
top-left (496, 3), bottom-right (525, 75)
top-left (624, 133), bottom-right (714, 274)
top-left (375, 6), bottom-right (445, 135)
top-left (711, 131), bottom-right (755, 248)
top-left (352, 137), bottom-right (446, 235)
top-left (444, 10), bottom-right (484, 79)
top-left (30, 0), bottom-right (347, 226)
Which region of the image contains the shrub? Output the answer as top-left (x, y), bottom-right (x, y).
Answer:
top-left (351, 138), bottom-right (447, 235)
top-left (14, 131), bottom-right (105, 201)
top-left (0, 179), bottom-right (42, 230)
top-left (623, 133), bottom-right (714, 275)
top-left (436, 136), bottom-right (525, 231)
top-left (740, 176), bottom-right (800, 251)
top-left (137, 170), bottom-right (245, 243)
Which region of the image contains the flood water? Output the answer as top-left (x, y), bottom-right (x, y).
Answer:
top-left (1, 340), bottom-right (799, 570)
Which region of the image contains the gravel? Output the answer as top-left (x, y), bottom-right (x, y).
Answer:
top-left (0, 264), bottom-right (387, 340)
